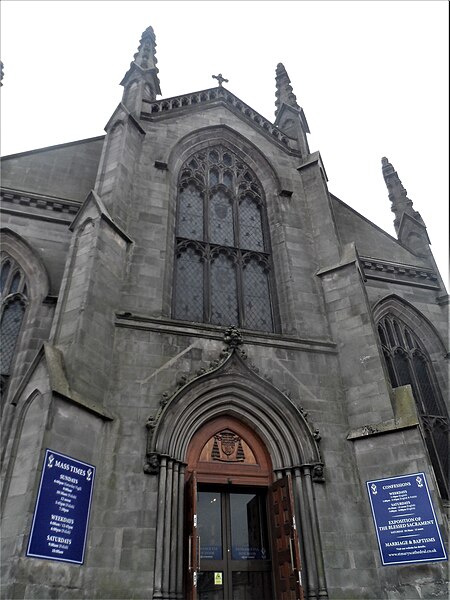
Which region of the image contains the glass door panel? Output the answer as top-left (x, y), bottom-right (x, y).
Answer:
top-left (232, 571), bottom-right (274, 600)
top-left (198, 572), bottom-right (225, 600)
top-left (198, 491), bottom-right (223, 560)
top-left (195, 486), bottom-right (273, 600)
top-left (229, 492), bottom-right (269, 560)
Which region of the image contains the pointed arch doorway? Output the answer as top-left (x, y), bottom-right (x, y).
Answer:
top-left (185, 416), bottom-right (302, 600)
top-left (147, 346), bottom-right (327, 600)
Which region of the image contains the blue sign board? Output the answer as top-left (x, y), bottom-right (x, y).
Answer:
top-left (27, 449), bottom-right (95, 564)
top-left (367, 473), bottom-right (447, 565)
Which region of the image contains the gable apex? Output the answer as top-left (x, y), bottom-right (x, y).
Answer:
top-left (140, 86), bottom-right (299, 153)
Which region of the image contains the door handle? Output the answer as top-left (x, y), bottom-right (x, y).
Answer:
top-left (289, 537), bottom-right (295, 573)
top-left (197, 536), bottom-right (201, 571)
top-left (188, 535), bottom-right (193, 572)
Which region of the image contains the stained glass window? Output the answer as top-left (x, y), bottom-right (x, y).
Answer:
top-left (0, 257), bottom-right (28, 379)
top-left (178, 184), bottom-right (204, 240)
top-left (210, 190), bottom-right (234, 246)
top-left (377, 316), bottom-right (449, 499)
top-left (210, 253), bottom-right (238, 326)
top-left (243, 259), bottom-right (272, 331)
top-left (174, 245), bottom-right (204, 323)
top-left (239, 196), bottom-right (265, 252)
top-left (173, 145), bottom-right (274, 332)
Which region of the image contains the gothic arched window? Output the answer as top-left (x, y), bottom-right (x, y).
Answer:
top-left (0, 256), bottom-right (28, 385)
top-left (378, 316), bottom-right (449, 499)
top-left (173, 146), bottom-right (275, 332)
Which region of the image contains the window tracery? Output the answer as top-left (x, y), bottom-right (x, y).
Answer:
top-left (378, 315), bottom-right (449, 499)
top-left (0, 256), bottom-right (28, 383)
top-left (173, 145), bottom-right (275, 332)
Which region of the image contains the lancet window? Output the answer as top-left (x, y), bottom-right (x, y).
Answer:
top-left (173, 145), bottom-right (275, 332)
top-left (0, 256), bottom-right (28, 385)
top-left (378, 315), bottom-right (449, 499)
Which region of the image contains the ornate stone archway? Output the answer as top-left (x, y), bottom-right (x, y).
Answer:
top-left (145, 328), bottom-right (328, 600)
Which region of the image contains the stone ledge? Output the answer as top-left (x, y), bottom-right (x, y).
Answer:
top-left (347, 385), bottom-right (419, 440)
top-left (360, 256), bottom-right (439, 289)
top-left (44, 343), bottom-right (114, 421)
top-left (0, 206), bottom-right (73, 225)
top-left (115, 312), bottom-right (337, 354)
top-left (1, 187), bottom-right (81, 214)
top-left (9, 344), bottom-right (114, 421)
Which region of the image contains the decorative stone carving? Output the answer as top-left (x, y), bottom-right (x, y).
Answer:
top-left (312, 464), bottom-right (325, 483)
top-left (144, 325), bottom-right (324, 478)
top-left (199, 428), bottom-right (257, 465)
top-left (144, 452), bottom-right (161, 475)
top-left (212, 430), bottom-right (245, 462)
top-left (361, 424), bottom-right (378, 436)
top-left (223, 326), bottom-right (244, 349)
top-left (176, 373), bottom-right (188, 388)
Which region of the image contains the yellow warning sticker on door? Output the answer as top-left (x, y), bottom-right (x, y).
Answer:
top-left (214, 572), bottom-right (223, 585)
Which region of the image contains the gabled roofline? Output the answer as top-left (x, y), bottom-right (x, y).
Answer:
top-left (141, 86), bottom-right (299, 154)
top-left (0, 135), bottom-right (106, 160)
top-left (330, 193), bottom-right (408, 246)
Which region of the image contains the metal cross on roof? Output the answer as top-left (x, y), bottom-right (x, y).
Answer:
top-left (212, 73), bottom-right (228, 87)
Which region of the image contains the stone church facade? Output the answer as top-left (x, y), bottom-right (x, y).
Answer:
top-left (1, 26), bottom-right (448, 600)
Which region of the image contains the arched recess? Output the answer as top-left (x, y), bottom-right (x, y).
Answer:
top-left (146, 342), bottom-right (327, 600)
top-left (373, 294), bottom-right (449, 499)
top-left (1, 389), bottom-right (45, 512)
top-left (0, 228), bottom-right (50, 302)
top-left (372, 294), bottom-right (447, 360)
top-left (1, 230), bottom-right (50, 402)
top-left (186, 415), bottom-right (273, 485)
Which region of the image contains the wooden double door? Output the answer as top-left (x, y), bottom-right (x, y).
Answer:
top-left (185, 418), bottom-right (303, 600)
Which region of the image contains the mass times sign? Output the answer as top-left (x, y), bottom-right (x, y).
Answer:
top-left (367, 473), bottom-right (447, 566)
top-left (27, 449), bottom-right (95, 564)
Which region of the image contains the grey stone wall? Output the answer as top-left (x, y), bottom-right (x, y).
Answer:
top-left (1, 93), bottom-right (448, 600)
top-left (1, 137), bottom-right (104, 202)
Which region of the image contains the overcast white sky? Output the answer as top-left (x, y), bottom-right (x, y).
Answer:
top-left (1, 1), bottom-right (448, 283)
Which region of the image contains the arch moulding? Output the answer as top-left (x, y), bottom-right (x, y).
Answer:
top-left (146, 328), bottom-right (328, 600)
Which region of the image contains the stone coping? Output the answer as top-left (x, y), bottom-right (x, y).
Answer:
top-left (115, 312), bottom-right (337, 354)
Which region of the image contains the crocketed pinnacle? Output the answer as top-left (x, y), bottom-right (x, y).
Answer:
top-left (132, 26), bottom-right (159, 71)
top-left (275, 63), bottom-right (300, 117)
top-left (381, 157), bottom-right (424, 234)
top-left (120, 25), bottom-right (161, 100)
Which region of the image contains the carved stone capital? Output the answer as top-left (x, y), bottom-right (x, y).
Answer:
top-left (144, 452), bottom-right (161, 475)
top-left (312, 463), bottom-right (325, 483)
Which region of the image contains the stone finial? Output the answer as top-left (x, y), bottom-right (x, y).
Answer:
top-left (120, 25), bottom-right (161, 102)
top-left (212, 73), bottom-right (228, 87)
top-left (223, 326), bottom-right (244, 349)
top-left (381, 157), bottom-right (431, 257)
top-left (275, 63), bottom-right (300, 117)
top-left (381, 157), bottom-right (424, 234)
top-left (274, 63), bottom-right (310, 157)
top-left (133, 26), bottom-right (159, 71)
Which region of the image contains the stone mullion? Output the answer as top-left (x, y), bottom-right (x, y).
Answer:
top-left (203, 245), bottom-right (211, 324)
top-left (236, 249), bottom-right (245, 329)
top-left (204, 180), bottom-right (212, 323)
top-left (233, 189), bottom-right (246, 328)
